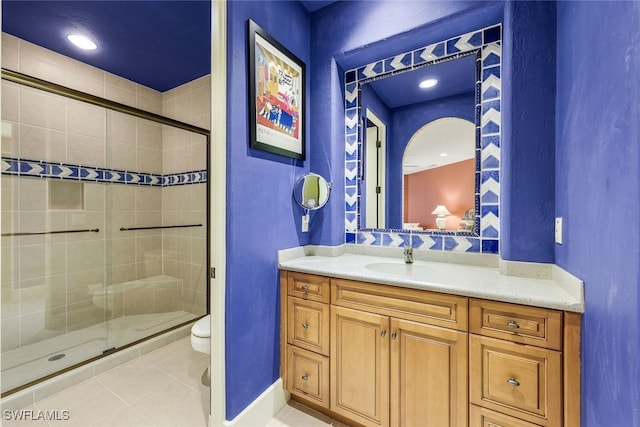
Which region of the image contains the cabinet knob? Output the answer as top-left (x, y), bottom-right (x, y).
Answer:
top-left (507, 321), bottom-right (520, 329)
top-left (381, 329), bottom-right (387, 337)
top-left (301, 374), bottom-right (309, 381)
top-left (507, 378), bottom-right (520, 387)
top-left (391, 331), bottom-right (397, 340)
top-left (302, 322), bottom-right (309, 329)
top-left (301, 284), bottom-right (309, 291)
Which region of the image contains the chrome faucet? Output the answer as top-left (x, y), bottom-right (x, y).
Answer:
top-left (404, 244), bottom-right (413, 264)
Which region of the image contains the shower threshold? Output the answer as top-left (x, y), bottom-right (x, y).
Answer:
top-left (1, 311), bottom-right (197, 394)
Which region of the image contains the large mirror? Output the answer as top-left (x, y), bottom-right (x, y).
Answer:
top-left (359, 52), bottom-right (479, 233)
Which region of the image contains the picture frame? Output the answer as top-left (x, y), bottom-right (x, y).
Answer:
top-left (248, 20), bottom-right (305, 160)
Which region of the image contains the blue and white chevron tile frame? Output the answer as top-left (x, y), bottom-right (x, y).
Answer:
top-left (1, 157), bottom-right (207, 187)
top-left (344, 24), bottom-right (501, 254)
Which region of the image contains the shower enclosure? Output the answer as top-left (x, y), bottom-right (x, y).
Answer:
top-left (1, 69), bottom-right (209, 395)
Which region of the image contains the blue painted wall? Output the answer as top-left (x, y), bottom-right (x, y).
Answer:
top-left (225, 0), bottom-right (310, 419)
top-left (501, 1), bottom-right (556, 263)
top-left (388, 92), bottom-right (475, 228)
top-left (555, 2), bottom-right (640, 426)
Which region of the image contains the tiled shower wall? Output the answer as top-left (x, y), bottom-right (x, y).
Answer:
top-left (1, 33), bottom-right (209, 353)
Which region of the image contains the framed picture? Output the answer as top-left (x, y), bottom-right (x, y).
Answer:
top-left (248, 20), bottom-right (305, 160)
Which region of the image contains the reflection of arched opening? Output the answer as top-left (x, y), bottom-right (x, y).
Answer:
top-left (402, 117), bottom-right (475, 230)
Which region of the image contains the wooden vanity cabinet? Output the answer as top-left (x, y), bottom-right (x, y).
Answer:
top-left (280, 271), bottom-right (581, 427)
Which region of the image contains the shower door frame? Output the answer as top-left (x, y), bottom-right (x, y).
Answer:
top-left (0, 67), bottom-right (212, 396)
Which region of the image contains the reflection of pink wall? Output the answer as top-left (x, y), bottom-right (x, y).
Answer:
top-left (404, 158), bottom-right (475, 230)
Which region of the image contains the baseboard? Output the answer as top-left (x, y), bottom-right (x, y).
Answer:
top-left (223, 378), bottom-right (289, 427)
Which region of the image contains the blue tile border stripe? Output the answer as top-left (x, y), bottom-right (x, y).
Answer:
top-left (344, 24), bottom-right (501, 254)
top-left (1, 157), bottom-right (207, 187)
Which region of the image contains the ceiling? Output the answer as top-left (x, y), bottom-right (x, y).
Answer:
top-left (1, 0), bottom-right (339, 93)
top-left (2, 1), bottom-right (211, 92)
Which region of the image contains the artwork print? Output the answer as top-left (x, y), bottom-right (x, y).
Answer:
top-left (248, 20), bottom-right (305, 160)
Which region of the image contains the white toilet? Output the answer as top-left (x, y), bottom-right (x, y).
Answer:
top-left (191, 314), bottom-right (211, 354)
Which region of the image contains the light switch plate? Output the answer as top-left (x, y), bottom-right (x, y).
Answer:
top-left (555, 217), bottom-right (563, 244)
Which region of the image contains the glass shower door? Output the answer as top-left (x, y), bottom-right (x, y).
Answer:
top-left (1, 80), bottom-right (110, 393)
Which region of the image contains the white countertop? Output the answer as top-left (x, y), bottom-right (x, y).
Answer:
top-left (278, 252), bottom-right (584, 313)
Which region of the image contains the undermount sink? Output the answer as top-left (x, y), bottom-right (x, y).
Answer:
top-left (365, 262), bottom-right (438, 277)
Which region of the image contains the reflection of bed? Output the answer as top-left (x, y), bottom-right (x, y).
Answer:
top-left (403, 223), bottom-right (424, 230)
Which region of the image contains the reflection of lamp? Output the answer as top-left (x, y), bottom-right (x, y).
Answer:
top-left (431, 205), bottom-right (451, 230)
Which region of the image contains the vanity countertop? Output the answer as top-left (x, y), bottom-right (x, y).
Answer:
top-left (278, 253), bottom-right (584, 313)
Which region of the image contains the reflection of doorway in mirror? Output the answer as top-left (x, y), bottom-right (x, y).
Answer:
top-left (364, 109), bottom-right (386, 229)
top-left (402, 118), bottom-right (475, 230)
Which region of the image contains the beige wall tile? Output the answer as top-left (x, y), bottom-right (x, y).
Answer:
top-left (67, 100), bottom-right (105, 139)
top-left (105, 83), bottom-right (136, 107)
top-left (66, 59), bottom-right (105, 98)
top-left (2, 120), bottom-right (20, 157)
top-left (136, 96), bottom-right (162, 115)
top-left (20, 88), bottom-right (66, 131)
top-left (105, 72), bottom-right (136, 93)
top-left (190, 141), bottom-right (207, 171)
top-left (137, 119), bottom-right (162, 149)
top-left (67, 133), bottom-right (106, 167)
top-left (124, 289), bottom-right (154, 314)
top-left (109, 238), bottom-right (136, 266)
top-left (107, 141), bottom-right (137, 171)
top-left (137, 147), bottom-right (162, 173)
top-left (67, 278), bottom-right (97, 306)
top-left (19, 124), bottom-right (67, 163)
top-left (20, 40), bottom-right (66, 86)
top-left (108, 211), bottom-right (135, 238)
top-left (2, 244), bottom-right (19, 283)
top-left (2, 33), bottom-right (20, 71)
top-left (108, 185), bottom-right (135, 211)
top-left (18, 178), bottom-right (48, 212)
top-left (84, 183), bottom-right (106, 212)
top-left (66, 240), bottom-right (105, 273)
top-left (2, 81), bottom-right (20, 122)
top-left (161, 97), bottom-right (177, 120)
top-left (109, 264), bottom-right (137, 286)
top-left (2, 175), bottom-right (19, 212)
top-left (135, 187), bottom-right (162, 211)
top-left (107, 112), bottom-right (136, 144)
top-left (20, 308), bottom-right (65, 345)
top-left (175, 93), bottom-right (193, 124)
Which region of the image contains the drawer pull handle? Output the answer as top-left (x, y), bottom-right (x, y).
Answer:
top-left (381, 329), bottom-right (387, 338)
top-left (302, 322), bottom-right (309, 329)
top-left (507, 378), bottom-right (520, 387)
top-left (301, 374), bottom-right (309, 381)
top-left (507, 321), bottom-right (520, 329)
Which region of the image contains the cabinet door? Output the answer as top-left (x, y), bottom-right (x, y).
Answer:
top-left (390, 318), bottom-right (468, 427)
top-left (331, 305), bottom-right (390, 427)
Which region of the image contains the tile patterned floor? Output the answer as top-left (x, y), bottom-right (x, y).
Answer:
top-left (2, 336), bottom-right (344, 426)
top-left (3, 337), bottom-right (209, 427)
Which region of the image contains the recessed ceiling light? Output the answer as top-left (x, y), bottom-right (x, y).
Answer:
top-left (419, 78), bottom-right (438, 89)
top-left (439, 152), bottom-right (448, 157)
top-left (67, 34), bottom-right (97, 50)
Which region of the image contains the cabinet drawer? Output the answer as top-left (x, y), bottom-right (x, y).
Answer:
top-left (287, 272), bottom-right (330, 303)
top-left (287, 345), bottom-right (329, 408)
top-left (470, 335), bottom-right (561, 426)
top-left (332, 278), bottom-right (468, 331)
top-left (470, 405), bottom-right (542, 427)
top-left (287, 297), bottom-right (330, 355)
top-left (470, 299), bottom-right (562, 350)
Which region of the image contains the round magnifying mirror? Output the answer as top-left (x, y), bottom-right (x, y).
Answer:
top-left (293, 173), bottom-right (331, 210)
